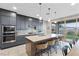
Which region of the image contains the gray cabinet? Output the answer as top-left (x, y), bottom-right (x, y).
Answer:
top-left (20, 18), bottom-right (24, 30)
top-left (16, 15), bottom-right (28, 30)
top-left (0, 37), bottom-right (1, 44)
top-left (1, 15), bottom-right (10, 25)
top-left (16, 16), bottom-right (21, 30)
top-left (0, 25), bottom-right (1, 37)
top-left (22, 18), bottom-right (25, 30)
top-left (24, 18), bottom-right (27, 29)
top-left (10, 16), bottom-right (16, 25)
top-left (0, 16), bottom-right (1, 25)
top-left (0, 9), bottom-right (16, 25)
top-left (0, 14), bottom-right (16, 25)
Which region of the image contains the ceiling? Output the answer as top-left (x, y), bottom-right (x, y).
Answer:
top-left (0, 3), bottom-right (79, 20)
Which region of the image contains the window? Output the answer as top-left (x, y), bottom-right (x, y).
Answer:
top-left (77, 19), bottom-right (79, 39)
top-left (57, 18), bottom-right (79, 40)
top-left (51, 23), bottom-right (56, 34)
top-left (66, 19), bottom-right (76, 40)
top-left (58, 21), bottom-right (65, 34)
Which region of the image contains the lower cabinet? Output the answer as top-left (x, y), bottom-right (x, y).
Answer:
top-left (16, 35), bottom-right (26, 45)
top-left (0, 35), bottom-right (26, 49)
top-left (0, 37), bottom-right (1, 44)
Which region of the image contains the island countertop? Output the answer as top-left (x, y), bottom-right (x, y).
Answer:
top-left (25, 34), bottom-right (63, 43)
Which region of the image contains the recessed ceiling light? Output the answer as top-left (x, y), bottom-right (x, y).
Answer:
top-left (54, 21), bottom-right (57, 23)
top-left (13, 6), bottom-right (17, 10)
top-left (71, 3), bottom-right (76, 6)
top-left (39, 17), bottom-right (42, 20)
top-left (48, 19), bottom-right (51, 22)
top-left (11, 13), bottom-right (16, 17)
top-left (36, 14), bottom-right (39, 17)
top-left (29, 18), bottom-right (32, 21)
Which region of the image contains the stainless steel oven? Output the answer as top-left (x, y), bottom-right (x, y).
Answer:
top-left (2, 25), bottom-right (16, 43)
top-left (3, 26), bottom-right (15, 33)
top-left (3, 35), bottom-right (15, 43)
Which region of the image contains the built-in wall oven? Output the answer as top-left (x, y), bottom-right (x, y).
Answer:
top-left (2, 25), bottom-right (16, 43)
top-left (3, 26), bottom-right (15, 32)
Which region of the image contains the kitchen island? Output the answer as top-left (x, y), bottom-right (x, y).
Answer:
top-left (25, 34), bottom-right (64, 56)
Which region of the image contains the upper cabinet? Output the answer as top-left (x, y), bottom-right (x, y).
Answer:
top-left (0, 8), bottom-right (42, 32)
top-left (9, 13), bottom-right (16, 25)
top-left (16, 15), bottom-right (21, 30)
top-left (0, 15), bottom-right (1, 25)
top-left (0, 9), bottom-right (16, 25)
top-left (1, 15), bottom-right (10, 25)
top-left (16, 15), bottom-right (28, 30)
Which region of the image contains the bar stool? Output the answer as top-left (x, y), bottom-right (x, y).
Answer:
top-left (35, 41), bottom-right (49, 56)
top-left (48, 40), bottom-right (56, 54)
top-left (48, 39), bottom-right (59, 55)
top-left (62, 45), bottom-right (70, 56)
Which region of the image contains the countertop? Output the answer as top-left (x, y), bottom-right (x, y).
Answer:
top-left (25, 34), bottom-right (63, 43)
top-left (16, 32), bottom-right (37, 36)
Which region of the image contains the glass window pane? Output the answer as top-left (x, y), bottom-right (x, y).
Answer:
top-left (51, 23), bottom-right (56, 33)
top-left (77, 19), bottom-right (79, 39)
top-left (66, 19), bottom-right (76, 40)
top-left (58, 21), bottom-right (65, 34)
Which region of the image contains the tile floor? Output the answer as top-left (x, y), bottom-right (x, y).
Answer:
top-left (0, 44), bottom-right (27, 56)
top-left (0, 44), bottom-right (63, 56)
top-left (1, 39), bottom-right (76, 56)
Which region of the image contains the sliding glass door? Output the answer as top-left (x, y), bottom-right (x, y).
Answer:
top-left (52, 18), bottom-right (79, 40)
top-left (57, 19), bottom-right (78, 40)
top-left (58, 21), bottom-right (65, 35)
top-left (77, 19), bottom-right (79, 39)
top-left (66, 19), bottom-right (76, 40)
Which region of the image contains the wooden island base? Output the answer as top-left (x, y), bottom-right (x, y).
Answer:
top-left (25, 35), bottom-right (63, 56)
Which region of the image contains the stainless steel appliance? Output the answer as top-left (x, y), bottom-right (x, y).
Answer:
top-left (2, 25), bottom-right (16, 43)
top-left (3, 26), bottom-right (15, 32)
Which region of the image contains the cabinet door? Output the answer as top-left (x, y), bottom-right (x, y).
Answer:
top-left (19, 17), bottom-right (25, 30)
top-left (0, 37), bottom-right (2, 44)
top-left (16, 16), bottom-right (21, 30)
top-left (23, 18), bottom-right (26, 30)
top-left (0, 16), bottom-right (1, 25)
top-left (10, 16), bottom-right (16, 25)
top-left (24, 19), bottom-right (28, 29)
top-left (20, 18), bottom-right (24, 30)
top-left (1, 15), bottom-right (10, 25)
top-left (0, 25), bottom-right (1, 36)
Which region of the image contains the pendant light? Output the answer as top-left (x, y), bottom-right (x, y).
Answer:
top-left (48, 8), bottom-right (51, 22)
top-left (39, 3), bottom-right (43, 21)
top-left (54, 11), bottom-right (57, 23)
